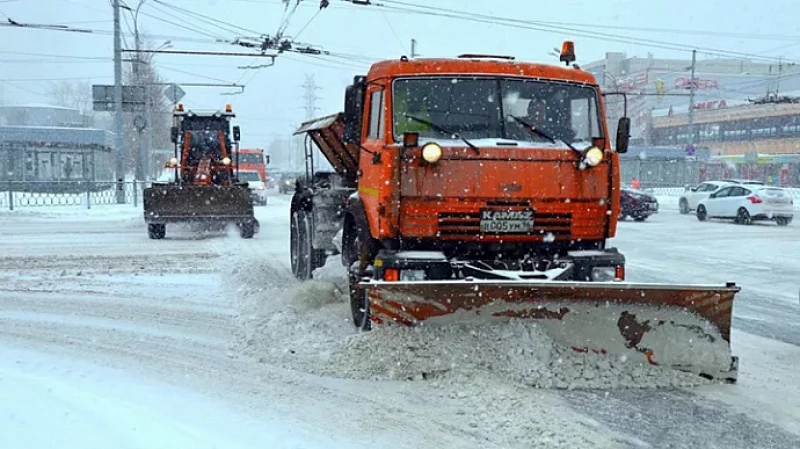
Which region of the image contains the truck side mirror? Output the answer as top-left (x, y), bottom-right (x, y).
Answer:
top-left (343, 76), bottom-right (366, 145)
top-left (170, 126), bottom-right (179, 144)
top-left (266, 155), bottom-right (270, 165)
top-left (616, 117), bottom-right (630, 154)
top-left (233, 125), bottom-right (241, 142)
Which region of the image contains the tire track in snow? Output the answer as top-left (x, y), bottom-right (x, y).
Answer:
top-left (561, 389), bottom-right (800, 449)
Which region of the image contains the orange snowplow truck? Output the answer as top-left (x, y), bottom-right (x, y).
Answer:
top-left (293, 44), bottom-right (740, 382)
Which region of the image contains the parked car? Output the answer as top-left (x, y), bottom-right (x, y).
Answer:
top-left (238, 170), bottom-right (268, 206)
top-left (696, 185), bottom-right (793, 226)
top-left (619, 188), bottom-right (659, 221)
top-left (679, 181), bottom-right (735, 214)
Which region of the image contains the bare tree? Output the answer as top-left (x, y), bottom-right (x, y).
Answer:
top-left (47, 80), bottom-right (92, 112)
top-left (122, 39), bottom-right (173, 176)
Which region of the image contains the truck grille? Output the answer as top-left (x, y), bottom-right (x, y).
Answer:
top-left (437, 211), bottom-right (572, 237)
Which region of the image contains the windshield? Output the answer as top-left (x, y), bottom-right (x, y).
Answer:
top-left (238, 171), bottom-right (262, 182)
top-left (237, 153), bottom-right (263, 165)
top-left (187, 130), bottom-right (224, 160)
top-left (392, 77), bottom-right (602, 146)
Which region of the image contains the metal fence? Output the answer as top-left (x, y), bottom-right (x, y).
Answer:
top-left (620, 158), bottom-right (800, 190)
top-left (0, 181), bottom-right (150, 210)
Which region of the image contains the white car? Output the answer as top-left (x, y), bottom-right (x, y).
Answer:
top-left (238, 170), bottom-right (268, 206)
top-left (679, 181), bottom-right (733, 214)
top-left (719, 179), bottom-right (766, 186)
top-left (696, 185), bottom-right (793, 226)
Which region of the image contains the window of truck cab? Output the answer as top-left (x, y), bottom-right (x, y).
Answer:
top-left (367, 87), bottom-right (385, 140)
top-left (237, 153), bottom-right (263, 165)
top-left (390, 77), bottom-right (603, 146)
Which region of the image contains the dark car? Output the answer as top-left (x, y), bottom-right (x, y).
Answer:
top-left (619, 188), bottom-right (659, 221)
top-left (278, 173), bottom-right (301, 194)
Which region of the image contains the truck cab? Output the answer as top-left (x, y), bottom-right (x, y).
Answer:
top-left (292, 49), bottom-right (632, 326)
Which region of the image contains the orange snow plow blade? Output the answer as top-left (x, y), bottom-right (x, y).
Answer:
top-left (364, 280), bottom-right (740, 381)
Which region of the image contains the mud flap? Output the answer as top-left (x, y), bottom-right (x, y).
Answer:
top-left (363, 280), bottom-right (740, 381)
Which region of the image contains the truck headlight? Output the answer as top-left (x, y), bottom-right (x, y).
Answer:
top-left (169, 157), bottom-right (178, 167)
top-left (400, 269), bottom-right (426, 281)
top-left (222, 157), bottom-right (231, 165)
top-left (584, 147), bottom-right (604, 167)
top-left (422, 143), bottom-right (443, 164)
top-left (591, 266), bottom-right (617, 282)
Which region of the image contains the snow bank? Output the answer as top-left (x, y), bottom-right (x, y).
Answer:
top-left (229, 254), bottom-right (719, 389)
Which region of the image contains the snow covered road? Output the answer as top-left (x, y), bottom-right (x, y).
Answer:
top-left (1, 193), bottom-right (799, 449)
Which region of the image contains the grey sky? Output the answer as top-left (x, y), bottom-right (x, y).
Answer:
top-left (1, 0), bottom-right (798, 147)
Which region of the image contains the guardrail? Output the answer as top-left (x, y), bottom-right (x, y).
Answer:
top-left (0, 181), bottom-right (150, 210)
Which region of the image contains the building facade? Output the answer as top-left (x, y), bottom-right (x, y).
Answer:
top-left (0, 105), bottom-right (114, 184)
top-left (584, 52), bottom-right (800, 145)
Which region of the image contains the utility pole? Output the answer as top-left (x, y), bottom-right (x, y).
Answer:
top-left (776, 56), bottom-right (783, 97)
top-left (133, 14), bottom-right (144, 182)
top-left (687, 49), bottom-right (697, 144)
top-left (113, 0), bottom-right (125, 202)
top-left (300, 74), bottom-right (320, 172)
top-left (410, 39), bottom-right (418, 58)
top-left (301, 73), bottom-right (320, 120)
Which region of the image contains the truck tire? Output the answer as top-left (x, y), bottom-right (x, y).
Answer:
top-left (291, 210), bottom-right (312, 280)
top-left (345, 222), bottom-right (376, 330)
top-left (240, 222), bottom-right (255, 239)
top-left (300, 210), bottom-right (327, 271)
top-left (147, 224), bottom-right (166, 240)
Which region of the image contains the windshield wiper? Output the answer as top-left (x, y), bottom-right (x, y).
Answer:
top-left (509, 115), bottom-right (583, 158)
top-left (404, 114), bottom-right (480, 155)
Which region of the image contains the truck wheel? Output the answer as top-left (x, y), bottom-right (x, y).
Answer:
top-left (346, 223), bottom-right (375, 330)
top-left (679, 198), bottom-right (690, 214)
top-left (291, 210), bottom-right (311, 280)
top-left (776, 217), bottom-right (791, 226)
top-left (299, 211), bottom-right (327, 271)
top-left (147, 224), bottom-right (166, 240)
top-left (240, 222), bottom-right (255, 239)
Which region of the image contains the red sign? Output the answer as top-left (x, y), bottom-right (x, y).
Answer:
top-left (675, 77), bottom-right (719, 90)
top-left (617, 73), bottom-right (648, 92)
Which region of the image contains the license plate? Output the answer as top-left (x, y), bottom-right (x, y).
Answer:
top-left (480, 209), bottom-right (534, 233)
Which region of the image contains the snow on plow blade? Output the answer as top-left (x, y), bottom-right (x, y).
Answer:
top-left (144, 185), bottom-right (255, 223)
top-left (364, 280), bottom-right (740, 381)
